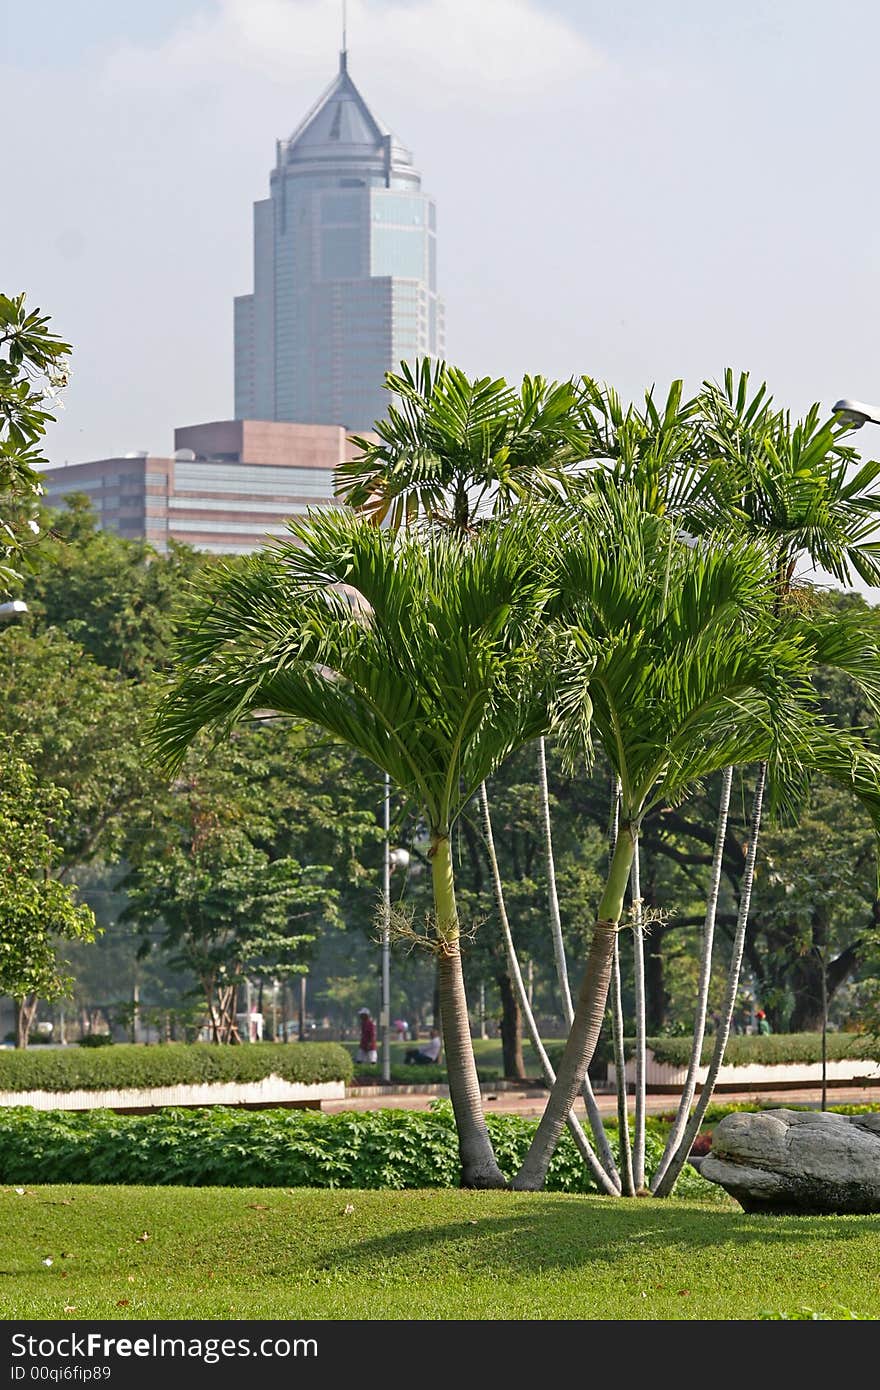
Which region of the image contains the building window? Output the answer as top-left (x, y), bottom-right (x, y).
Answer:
top-left (321, 226), bottom-right (362, 279)
top-left (372, 194), bottom-right (425, 226)
top-left (321, 192), bottom-right (363, 224)
top-left (174, 462), bottom-right (338, 497)
top-left (372, 226), bottom-right (425, 280)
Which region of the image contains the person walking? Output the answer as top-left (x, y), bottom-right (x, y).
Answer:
top-left (355, 1007), bottom-right (378, 1064)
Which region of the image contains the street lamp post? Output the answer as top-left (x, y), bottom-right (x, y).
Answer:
top-left (832, 398), bottom-right (880, 429)
top-left (380, 775), bottom-right (410, 1084)
top-left (382, 773), bottom-right (391, 1081)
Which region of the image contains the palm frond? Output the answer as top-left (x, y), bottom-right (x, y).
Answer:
top-left (152, 505), bottom-right (562, 834)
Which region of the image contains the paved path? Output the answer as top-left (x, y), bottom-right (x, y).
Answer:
top-left (324, 1082), bottom-right (880, 1118)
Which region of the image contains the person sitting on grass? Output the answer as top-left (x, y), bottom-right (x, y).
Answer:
top-left (405, 1028), bottom-right (442, 1066)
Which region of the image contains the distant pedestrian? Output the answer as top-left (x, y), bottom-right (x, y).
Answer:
top-left (355, 1007), bottom-right (378, 1064)
top-left (756, 1010), bottom-right (772, 1036)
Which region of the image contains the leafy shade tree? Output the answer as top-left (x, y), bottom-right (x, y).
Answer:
top-left (512, 493), bottom-right (880, 1190)
top-left (0, 293), bottom-right (70, 590)
top-left (0, 737), bottom-right (96, 1046)
top-left (0, 625), bottom-right (161, 871)
top-left (125, 812), bottom-right (336, 1044)
top-left (28, 494), bottom-right (209, 678)
top-left (151, 507), bottom-right (561, 1188)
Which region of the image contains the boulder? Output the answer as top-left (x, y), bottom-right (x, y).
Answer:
top-left (700, 1108), bottom-right (880, 1214)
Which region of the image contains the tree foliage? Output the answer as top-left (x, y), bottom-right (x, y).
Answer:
top-left (0, 293), bottom-right (70, 590)
top-left (0, 736), bottom-right (96, 1044)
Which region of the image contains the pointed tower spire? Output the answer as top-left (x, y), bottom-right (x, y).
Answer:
top-left (340, 0), bottom-right (348, 72)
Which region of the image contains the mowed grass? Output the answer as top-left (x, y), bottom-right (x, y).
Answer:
top-left (2, 1185), bottom-right (878, 1321)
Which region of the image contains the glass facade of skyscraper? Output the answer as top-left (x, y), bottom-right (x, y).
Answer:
top-left (234, 52), bottom-right (444, 432)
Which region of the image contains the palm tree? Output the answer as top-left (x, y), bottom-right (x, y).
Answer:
top-left (150, 506), bottom-right (562, 1188)
top-left (695, 370), bottom-right (880, 590)
top-left (478, 781), bottom-right (619, 1195)
top-left (338, 359), bottom-right (619, 1182)
top-left (649, 374), bottom-right (880, 1194)
top-left (511, 489), bottom-right (880, 1190)
top-left (336, 359), bottom-right (585, 532)
top-left (567, 376), bottom-right (703, 1187)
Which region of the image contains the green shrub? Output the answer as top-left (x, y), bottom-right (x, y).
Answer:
top-left (350, 1064), bottom-right (501, 1085)
top-left (545, 1040), bottom-right (610, 1079)
top-left (0, 1042), bottom-right (353, 1092)
top-left (77, 1035), bottom-right (114, 1048)
top-left (627, 1033), bottom-right (880, 1068)
top-left (0, 1101), bottom-right (711, 1196)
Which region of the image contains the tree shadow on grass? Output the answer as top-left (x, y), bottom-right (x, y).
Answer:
top-left (319, 1198), bottom-right (880, 1279)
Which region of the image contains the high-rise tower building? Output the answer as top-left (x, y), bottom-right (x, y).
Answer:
top-left (234, 49), bottom-right (444, 432)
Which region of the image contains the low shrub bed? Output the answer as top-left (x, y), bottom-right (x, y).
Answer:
top-left (623, 1033), bottom-right (880, 1068)
top-left (0, 1042), bottom-right (353, 1093)
top-left (351, 1064), bottom-right (502, 1085)
top-left (0, 1102), bottom-right (711, 1195)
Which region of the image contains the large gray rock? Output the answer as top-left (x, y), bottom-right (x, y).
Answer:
top-left (700, 1108), bottom-right (880, 1214)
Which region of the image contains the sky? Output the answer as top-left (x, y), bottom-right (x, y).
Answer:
top-left (5, 0), bottom-right (880, 592)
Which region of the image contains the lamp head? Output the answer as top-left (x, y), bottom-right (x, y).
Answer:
top-left (0, 600), bottom-right (28, 620)
top-left (833, 398), bottom-right (880, 429)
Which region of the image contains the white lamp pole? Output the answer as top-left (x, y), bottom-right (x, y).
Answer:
top-left (381, 772), bottom-right (392, 1082)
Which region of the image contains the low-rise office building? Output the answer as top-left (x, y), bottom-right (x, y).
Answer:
top-left (40, 418), bottom-right (364, 555)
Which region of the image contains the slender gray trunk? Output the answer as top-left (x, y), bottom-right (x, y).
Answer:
top-left (513, 825), bottom-right (636, 1191)
top-left (537, 737), bottom-right (573, 1021)
top-left (611, 941), bottom-right (635, 1196)
top-left (537, 741), bottom-right (620, 1183)
top-left (630, 835), bottom-right (646, 1190)
top-left (609, 782), bottom-right (634, 1195)
top-left (480, 783), bottom-right (619, 1194)
top-left (653, 765), bottom-right (766, 1197)
top-left (651, 764), bottom-right (732, 1192)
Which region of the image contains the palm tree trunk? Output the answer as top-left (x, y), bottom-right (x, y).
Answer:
top-left (650, 764), bottom-right (732, 1193)
top-left (652, 765), bottom-right (765, 1197)
top-left (537, 737), bottom-right (573, 1020)
top-left (610, 941), bottom-right (635, 1195)
top-left (431, 832), bottom-right (506, 1189)
top-left (513, 823), bottom-right (637, 1191)
top-left (630, 836), bottom-right (647, 1190)
top-left (536, 742), bottom-right (620, 1183)
top-left (479, 784), bottom-right (619, 1194)
top-left (608, 781), bottom-right (634, 1195)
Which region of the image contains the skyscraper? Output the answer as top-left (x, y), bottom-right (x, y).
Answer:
top-left (234, 48), bottom-right (444, 432)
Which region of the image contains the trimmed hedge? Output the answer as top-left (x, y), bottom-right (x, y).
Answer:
top-left (0, 1102), bottom-right (710, 1196)
top-left (0, 1042), bottom-right (353, 1093)
top-left (625, 1033), bottom-right (880, 1069)
top-left (351, 1064), bottom-right (501, 1085)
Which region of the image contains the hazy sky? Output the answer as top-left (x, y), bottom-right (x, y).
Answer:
top-left (5, 0), bottom-right (880, 517)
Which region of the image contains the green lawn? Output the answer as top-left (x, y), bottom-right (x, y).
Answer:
top-left (2, 1185), bottom-right (877, 1321)
top-left (343, 1035), bottom-right (554, 1081)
